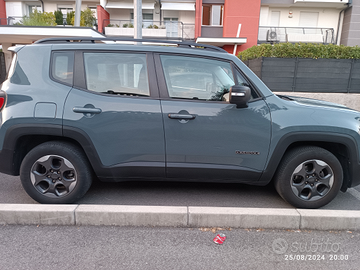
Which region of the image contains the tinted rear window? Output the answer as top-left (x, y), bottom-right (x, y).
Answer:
top-left (51, 51), bottom-right (74, 85)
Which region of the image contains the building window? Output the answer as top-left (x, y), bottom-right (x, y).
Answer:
top-left (131, 13), bottom-right (154, 28)
top-left (270, 11), bottom-right (280, 26)
top-left (28, 5), bottom-right (41, 15)
top-left (202, 5), bottom-right (223, 26)
top-left (164, 18), bottom-right (178, 37)
top-left (299, 12), bottom-right (318, 27)
top-left (58, 7), bottom-right (73, 22)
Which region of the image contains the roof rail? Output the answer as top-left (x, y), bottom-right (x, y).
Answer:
top-left (34, 37), bottom-right (227, 52)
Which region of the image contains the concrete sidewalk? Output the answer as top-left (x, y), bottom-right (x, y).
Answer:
top-left (1, 204), bottom-right (360, 230)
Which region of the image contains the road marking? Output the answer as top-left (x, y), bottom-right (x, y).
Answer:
top-left (348, 188), bottom-right (360, 201)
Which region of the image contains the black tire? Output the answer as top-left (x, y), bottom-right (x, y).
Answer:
top-left (20, 141), bottom-right (93, 204)
top-left (274, 146), bottom-right (343, 209)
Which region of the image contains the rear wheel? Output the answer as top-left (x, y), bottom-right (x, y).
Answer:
top-left (274, 146), bottom-right (343, 209)
top-left (20, 141), bottom-right (93, 204)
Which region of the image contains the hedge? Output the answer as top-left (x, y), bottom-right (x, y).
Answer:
top-left (238, 43), bottom-right (360, 61)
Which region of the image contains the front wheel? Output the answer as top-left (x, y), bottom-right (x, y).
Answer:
top-left (20, 141), bottom-right (93, 204)
top-left (274, 146), bottom-right (343, 209)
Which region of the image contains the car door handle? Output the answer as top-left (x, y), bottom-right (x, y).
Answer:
top-left (73, 107), bottom-right (102, 114)
top-left (168, 113), bottom-right (196, 120)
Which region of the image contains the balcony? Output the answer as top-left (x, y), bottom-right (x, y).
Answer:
top-left (103, 20), bottom-right (195, 40)
top-left (0, 16), bottom-right (22, 25)
top-left (0, 16), bottom-right (98, 28)
top-left (258, 26), bottom-right (335, 44)
top-left (201, 26), bottom-right (223, 38)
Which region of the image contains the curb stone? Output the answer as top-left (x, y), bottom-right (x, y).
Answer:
top-left (0, 204), bottom-right (360, 230)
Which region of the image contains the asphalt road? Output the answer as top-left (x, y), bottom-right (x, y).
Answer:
top-left (0, 225), bottom-right (359, 270)
top-left (1, 173), bottom-right (360, 210)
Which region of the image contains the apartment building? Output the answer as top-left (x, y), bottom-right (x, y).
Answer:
top-left (259, 0), bottom-right (352, 46)
top-left (0, 0), bottom-right (357, 54)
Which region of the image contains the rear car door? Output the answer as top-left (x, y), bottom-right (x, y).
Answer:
top-left (156, 53), bottom-right (272, 182)
top-left (61, 51), bottom-right (165, 181)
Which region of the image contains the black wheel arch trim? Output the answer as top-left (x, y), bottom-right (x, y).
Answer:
top-left (62, 125), bottom-right (108, 177)
top-left (0, 124), bottom-right (62, 175)
top-left (0, 124), bottom-right (111, 177)
top-left (258, 132), bottom-right (360, 190)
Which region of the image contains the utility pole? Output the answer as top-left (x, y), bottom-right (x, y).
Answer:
top-left (74, 0), bottom-right (82, 27)
top-left (134, 0), bottom-right (142, 40)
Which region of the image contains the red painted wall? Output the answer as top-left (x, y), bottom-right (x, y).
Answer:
top-left (223, 0), bottom-right (261, 54)
top-left (97, 5), bottom-right (110, 33)
top-left (0, 0), bottom-right (6, 25)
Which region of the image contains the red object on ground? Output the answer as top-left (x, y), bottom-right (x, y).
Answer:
top-left (213, 233), bottom-right (226, 244)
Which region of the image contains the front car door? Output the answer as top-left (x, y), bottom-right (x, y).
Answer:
top-left (62, 51), bottom-right (165, 181)
top-left (156, 53), bottom-right (272, 182)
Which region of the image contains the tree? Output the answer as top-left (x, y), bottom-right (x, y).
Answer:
top-left (66, 11), bottom-right (75, 25)
top-left (54, 10), bottom-right (63, 25)
top-left (70, 8), bottom-right (96, 27)
top-left (82, 8), bottom-right (96, 27)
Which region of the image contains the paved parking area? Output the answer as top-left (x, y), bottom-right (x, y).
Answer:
top-left (1, 173), bottom-right (360, 210)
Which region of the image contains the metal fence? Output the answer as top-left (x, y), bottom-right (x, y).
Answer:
top-left (244, 57), bottom-right (360, 93)
top-left (258, 26), bottom-right (335, 44)
top-left (103, 19), bottom-right (195, 40)
top-left (0, 17), bottom-right (23, 25)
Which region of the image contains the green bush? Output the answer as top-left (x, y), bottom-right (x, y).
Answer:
top-left (82, 8), bottom-right (96, 27)
top-left (238, 43), bottom-right (360, 61)
top-left (20, 10), bottom-right (56, 26)
top-left (54, 10), bottom-right (63, 25)
top-left (70, 9), bottom-right (96, 27)
top-left (66, 11), bottom-right (74, 25)
top-left (123, 23), bottom-right (134, 28)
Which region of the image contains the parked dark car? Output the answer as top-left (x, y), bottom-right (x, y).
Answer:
top-left (0, 37), bottom-right (359, 208)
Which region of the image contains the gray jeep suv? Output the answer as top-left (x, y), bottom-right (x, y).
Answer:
top-left (0, 37), bottom-right (360, 208)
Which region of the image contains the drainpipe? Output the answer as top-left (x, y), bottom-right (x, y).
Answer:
top-left (336, 1), bottom-right (352, 45)
top-left (39, 0), bottom-right (44, 13)
top-left (159, 0), bottom-right (162, 23)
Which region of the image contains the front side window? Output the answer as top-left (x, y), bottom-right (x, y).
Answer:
top-left (83, 53), bottom-right (149, 96)
top-left (160, 55), bottom-right (235, 101)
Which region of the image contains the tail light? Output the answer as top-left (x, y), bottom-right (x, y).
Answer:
top-left (0, 91), bottom-right (6, 111)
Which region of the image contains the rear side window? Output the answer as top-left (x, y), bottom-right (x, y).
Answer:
top-left (83, 52), bottom-right (149, 96)
top-left (51, 51), bottom-right (74, 85)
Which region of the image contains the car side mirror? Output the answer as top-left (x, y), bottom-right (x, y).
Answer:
top-left (229, 85), bottom-right (251, 108)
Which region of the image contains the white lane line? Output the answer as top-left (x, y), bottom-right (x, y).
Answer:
top-left (348, 188), bottom-right (360, 201)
